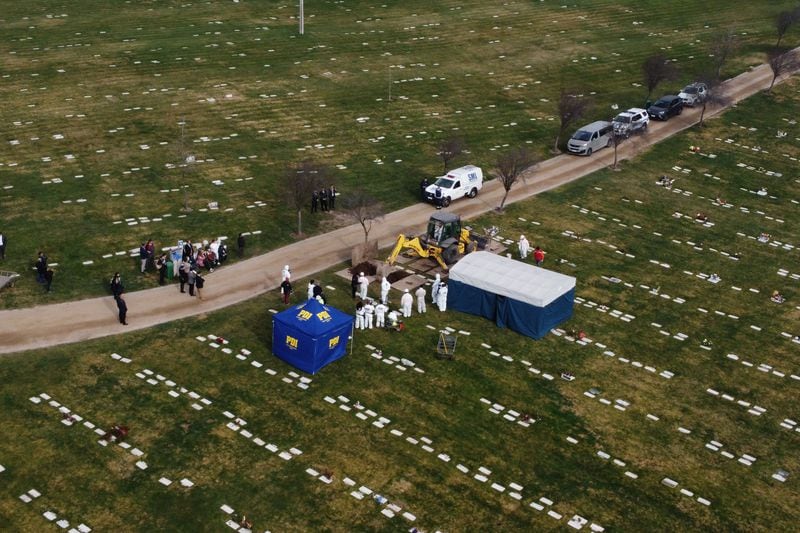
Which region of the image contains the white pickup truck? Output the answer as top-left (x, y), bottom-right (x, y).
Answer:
top-left (424, 165), bottom-right (483, 207)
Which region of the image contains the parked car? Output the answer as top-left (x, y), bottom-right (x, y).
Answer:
top-left (612, 107), bottom-right (650, 138)
top-left (567, 120), bottom-right (614, 156)
top-left (678, 82), bottom-right (708, 107)
top-left (647, 95), bottom-right (683, 120)
top-left (423, 165), bottom-right (483, 207)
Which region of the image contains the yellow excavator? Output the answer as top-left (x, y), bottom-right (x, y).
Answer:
top-left (387, 211), bottom-right (486, 270)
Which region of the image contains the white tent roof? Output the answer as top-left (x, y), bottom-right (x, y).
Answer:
top-left (448, 251), bottom-right (576, 307)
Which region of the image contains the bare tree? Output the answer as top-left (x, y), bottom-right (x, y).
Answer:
top-left (553, 89), bottom-right (593, 153)
top-left (775, 9), bottom-right (797, 47)
top-left (341, 190), bottom-right (385, 244)
top-left (767, 47), bottom-right (799, 93)
top-left (494, 146), bottom-right (538, 210)
top-left (436, 137), bottom-right (465, 172)
top-left (696, 75), bottom-right (730, 127)
top-left (642, 54), bottom-right (679, 104)
top-left (283, 160), bottom-right (329, 236)
top-left (710, 28), bottom-right (739, 79)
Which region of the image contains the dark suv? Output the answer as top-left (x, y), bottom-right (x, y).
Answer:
top-left (647, 95), bottom-right (683, 121)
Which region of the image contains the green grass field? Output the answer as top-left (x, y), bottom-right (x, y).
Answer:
top-left (1, 0), bottom-right (798, 307)
top-left (1, 75), bottom-right (798, 531)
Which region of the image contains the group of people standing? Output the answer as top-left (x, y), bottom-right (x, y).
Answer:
top-left (517, 235), bottom-right (545, 265)
top-left (419, 178), bottom-right (444, 208)
top-left (277, 266), bottom-right (330, 306)
top-left (110, 236), bottom-right (225, 324)
top-left (311, 185), bottom-right (337, 213)
top-left (176, 240), bottom-right (216, 300)
top-left (35, 251), bottom-right (54, 292)
top-left (351, 271), bottom-right (450, 331)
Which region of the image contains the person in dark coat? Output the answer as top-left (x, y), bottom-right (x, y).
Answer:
top-left (311, 190), bottom-right (319, 213)
top-left (328, 185), bottom-right (337, 210)
top-left (116, 294), bottom-right (128, 325)
top-left (145, 239), bottom-right (156, 270)
top-left (320, 188), bottom-right (328, 212)
top-left (35, 251), bottom-right (48, 283)
top-left (195, 271), bottom-right (205, 300)
top-left (0, 232), bottom-right (6, 260)
top-left (44, 269), bottom-right (54, 292)
top-left (139, 242), bottom-right (148, 273)
top-left (182, 240), bottom-right (193, 262)
top-left (237, 233), bottom-right (245, 257)
top-left (280, 278), bottom-right (292, 304)
top-left (110, 272), bottom-right (124, 298)
top-left (420, 178), bottom-right (429, 200)
top-left (351, 272), bottom-right (359, 299)
top-left (178, 261), bottom-right (189, 293)
top-left (434, 186), bottom-right (443, 209)
top-left (187, 268), bottom-right (197, 296)
top-left (157, 254), bottom-right (168, 285)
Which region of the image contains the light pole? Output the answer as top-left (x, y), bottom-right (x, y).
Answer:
top-left (299, 0), bottom-right (304, 35)
top-left (179, 117), bottom-right (194, 212)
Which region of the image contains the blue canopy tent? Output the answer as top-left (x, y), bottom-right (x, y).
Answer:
top-left (271, 298), bottom-right (354, 374)
top-left (447, 252), bottom-right (575, 339)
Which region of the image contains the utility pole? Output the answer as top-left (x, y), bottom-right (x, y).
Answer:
top-left (299, 0), bottom-right (304, 35)
top-left (179, 117), bottom-right (193, 212)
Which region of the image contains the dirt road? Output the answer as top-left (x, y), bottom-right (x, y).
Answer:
top-left (0, 60), bottom-right (795, 354)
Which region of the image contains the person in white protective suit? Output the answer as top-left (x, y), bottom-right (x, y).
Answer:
top-left (401, 289), bottom-right (413, 318)
top-left (380, 276), bottom-right (391, 305)
top-left (437, 282), bottom-right (448, 312)
top-left (415, 285), bottom-right (427, 314)
top-left (431, 273), bottom-right (441, 307)
top-left (355, 301), bottom-right (365, 330)
top-left (363, 300), bottom-right (375, 329)
top-left (375, 302), bottom-right (388, 328)
top-left (358, 272), bottom-right (369, 300)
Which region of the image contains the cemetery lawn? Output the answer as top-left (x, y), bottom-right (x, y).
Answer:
top-left (1, 0), bottom-right (799, 308)
top-left (1, 78), bottom-right (799, 531)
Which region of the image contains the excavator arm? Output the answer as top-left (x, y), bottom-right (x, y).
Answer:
top-left (386, 235), bottom-right (450, 270)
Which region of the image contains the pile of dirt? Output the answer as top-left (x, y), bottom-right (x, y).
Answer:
top-left (350, 261), bottom-right (377, 276)
top-left (387, 270), bottom-right (410, 283)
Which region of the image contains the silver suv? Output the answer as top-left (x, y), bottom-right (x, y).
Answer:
top-left (678, 83), bottom-right (708, 107)
top-left (612, 108), bottom-right (649, 138)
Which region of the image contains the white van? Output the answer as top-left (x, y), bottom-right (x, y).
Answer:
top-left (424, 165), bottom-right (483, 207)
top-left (567, 120), bottom-right (614, 156)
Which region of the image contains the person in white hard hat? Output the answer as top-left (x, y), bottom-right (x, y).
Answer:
top-left (401, 289), bottom-right (413, 318)
top-left (415, 285), bottom-right (427, 314)
top-left (518, 235), bottom-right (530, 260)
top-left (358, 272), bottom-right (369, 300)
